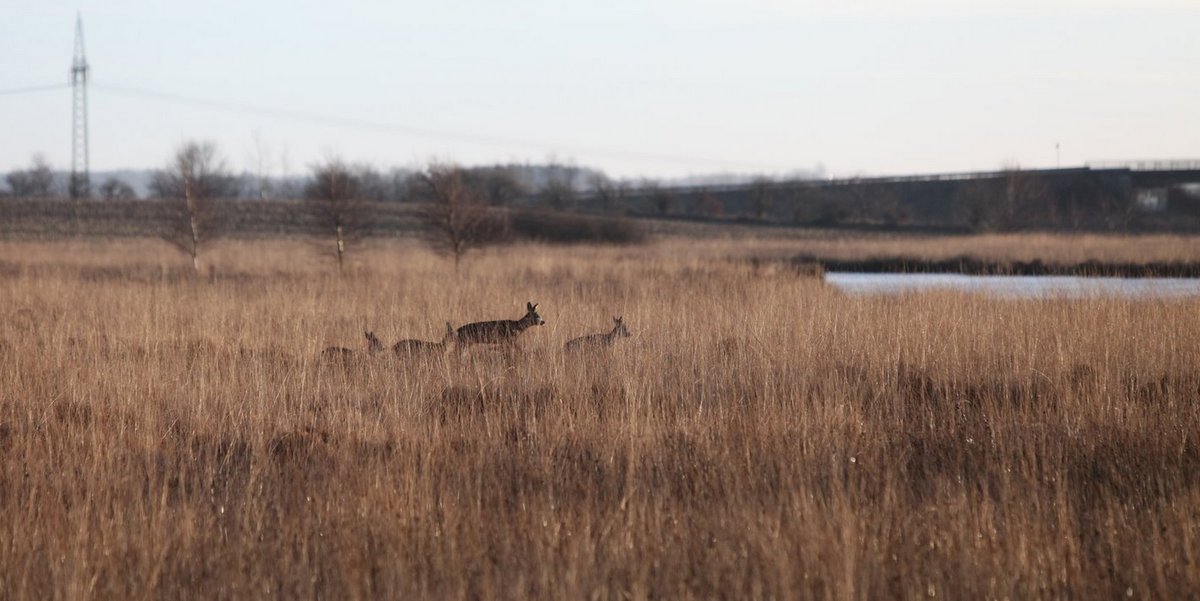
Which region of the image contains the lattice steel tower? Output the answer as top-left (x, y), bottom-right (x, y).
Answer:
top-left (69, 15), bottom-right (90, 199)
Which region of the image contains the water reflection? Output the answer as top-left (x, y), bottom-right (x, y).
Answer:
top-left (825, 273), bottom-right (1200, 298)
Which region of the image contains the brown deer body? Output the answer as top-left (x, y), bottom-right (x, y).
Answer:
top-left (565, 316), bottom-right (631, 350)
top-left (322, 330), bottom-right (385, 360)
top-left (456, 302), bottom-right (545, 347)
top-left (393, 322), bottom-right (457, 356)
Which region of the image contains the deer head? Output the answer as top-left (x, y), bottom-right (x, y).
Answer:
top-left (525, 302), bottom-right (545, 326)
top-left (612, 316), bottom-right (631, 338)
top-left (364, 330), bottom-right (384, 354)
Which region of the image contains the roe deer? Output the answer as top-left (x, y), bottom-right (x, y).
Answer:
top-left (456, 302), bottom-right (545, 348)
top-left (565, 316), bottom-right (631, 350)
top-left (364, 331), bottom-right (386, 354)
top-left (321, 330), bottom-right (385, 361)
top-left (393, 322), bottom-right (457, 356)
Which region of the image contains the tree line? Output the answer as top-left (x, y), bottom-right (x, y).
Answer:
top-left (8, 147), bottom-right (1195, 236)
top-left (29, 141), bottom-right (639, 275)
top-left (1, 151), bottom-right (613, 205)
top-left (145, 141), bottom-right (566, 275)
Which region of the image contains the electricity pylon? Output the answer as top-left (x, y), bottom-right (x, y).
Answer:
top-left (69, 14), bottom-right (90, 199)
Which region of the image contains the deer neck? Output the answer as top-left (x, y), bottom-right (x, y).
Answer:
top-left (605, 326), bottom-right (620, 344)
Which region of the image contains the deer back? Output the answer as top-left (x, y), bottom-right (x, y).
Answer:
top-left (393, 338), bottom-right (442, 355)
top-left (456, 319), bottom-right (521, 345)
top-left (564, 332), bottom-right (607, 350)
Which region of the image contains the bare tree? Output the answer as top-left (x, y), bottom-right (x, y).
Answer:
top-left (247, 131), bottom-right (273, 200)
top-left (277, 146), bottom-right (302, 199)
top-left (353, 165), bottom-right (393, 202)
top-left (5, 155), bottom-right (57, 198)
top-left (417, 164), bottom-right (507, 271)
top-left (1001, 167), bottom-right (1052, 228)
top-left (153, 141), bottom-right (230, 275)
top-left (98, 177), bottom-right (137, 201)
top-left (993, 165), bottom-right (1051, 227)
top-left (304, 158), bottom-right (364, 273)
top-left (587, 174), bottom-right (627, 213)
top-left (469, 166), bottom-right (527, 206)
top-left (954, 167), bottom-right (1053, 231)
top-left (642, 179), bottom-right (676, 216)
top-left (387, 167), bottom-right (414, 202)
top-left (540, 176), bottom-right (576, 210)
top-left (150, 143), bottom-right (237, 200)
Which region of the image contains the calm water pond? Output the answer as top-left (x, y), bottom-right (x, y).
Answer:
top-left (825, 273), bottom-right (1200, 299)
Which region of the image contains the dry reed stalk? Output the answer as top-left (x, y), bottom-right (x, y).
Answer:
top-left (0, 238), bottom-right (1196, 599)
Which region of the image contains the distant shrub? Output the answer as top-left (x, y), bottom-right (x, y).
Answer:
top-left (509, 210), bottom-right (645, 245)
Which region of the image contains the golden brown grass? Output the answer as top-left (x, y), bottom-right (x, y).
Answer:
top-left (655, 229), bottom-right (1200, 264)
top-left (1, 238), bottom-right (1198, 599)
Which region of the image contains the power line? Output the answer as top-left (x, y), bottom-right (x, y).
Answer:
top-left (91, 81), bottom-right (788, 171)
top-left (0, 83), bottom-right (70, 97)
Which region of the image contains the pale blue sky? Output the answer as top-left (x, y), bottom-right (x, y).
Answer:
top-left (2, 0), bottom-right (1197, 179)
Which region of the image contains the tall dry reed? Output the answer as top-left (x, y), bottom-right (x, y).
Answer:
top-left (0, 238), bottom-right (1197, 599)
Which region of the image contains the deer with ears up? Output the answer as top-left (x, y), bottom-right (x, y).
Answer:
top-left (565, 316), bottom-right (631, 350)
top-left (455, 302), bottom-right (545, 348)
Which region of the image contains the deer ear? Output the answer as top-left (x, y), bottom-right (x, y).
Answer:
top-left (614, 316), bottom-right (621, 324)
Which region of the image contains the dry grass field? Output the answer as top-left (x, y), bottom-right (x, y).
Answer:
top-left (672, 228), bottom-right (1200, 265)
top-left (1, 237), bottom-right (1198, 599)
